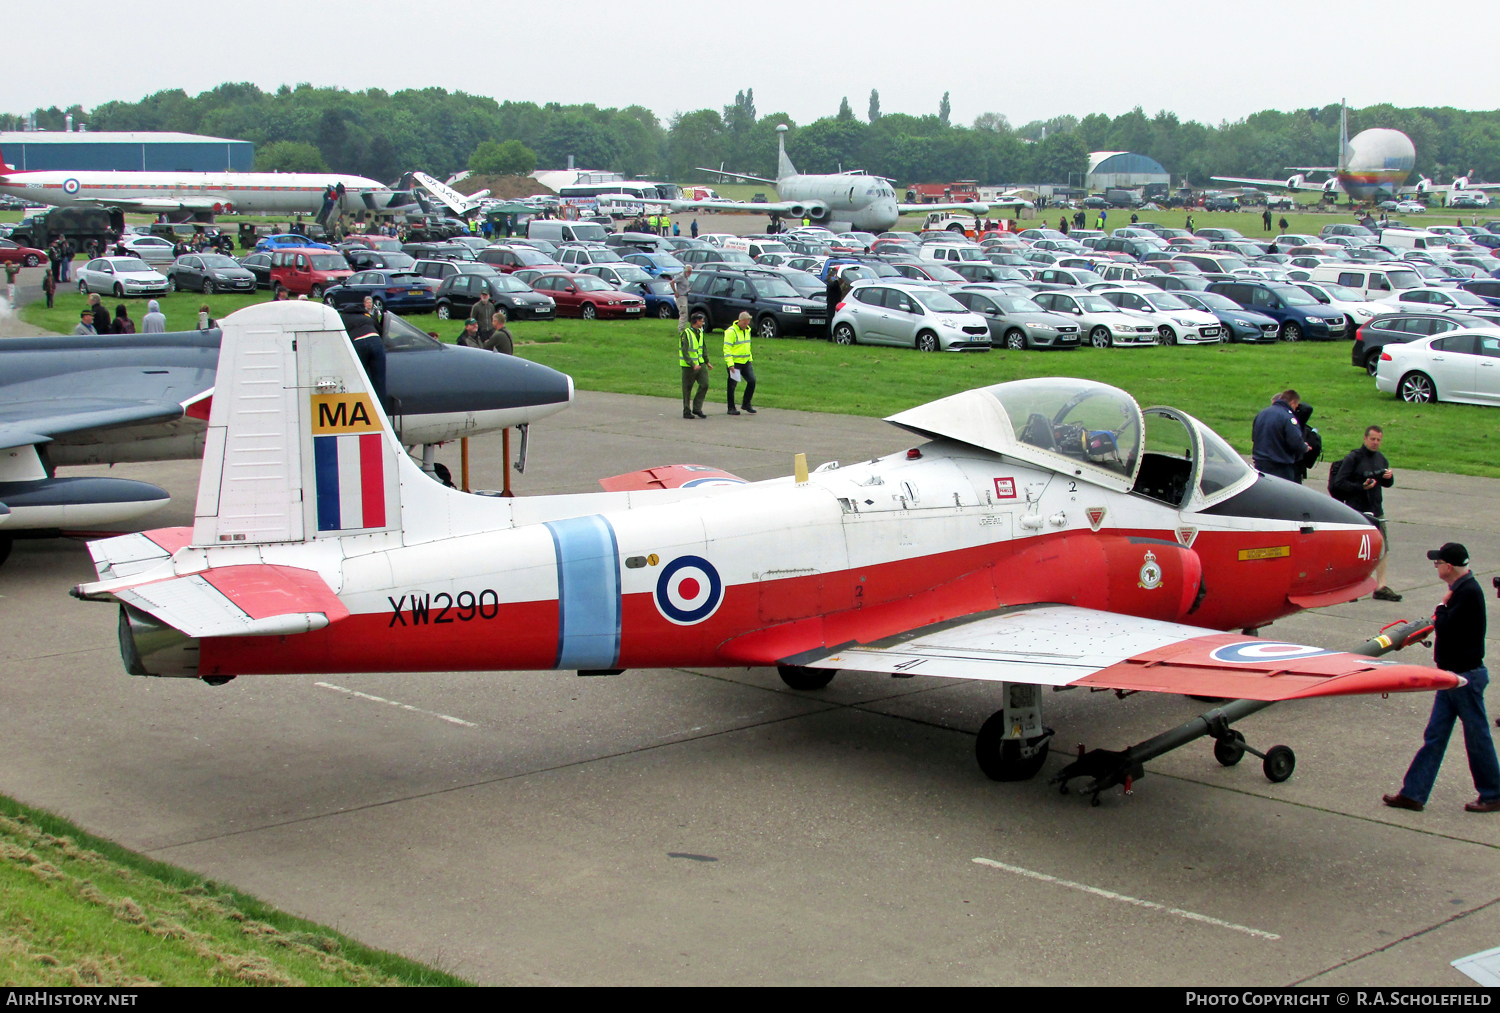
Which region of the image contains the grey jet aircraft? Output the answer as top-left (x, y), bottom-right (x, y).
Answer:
top-left (0, 302), bottom-right (573, 563)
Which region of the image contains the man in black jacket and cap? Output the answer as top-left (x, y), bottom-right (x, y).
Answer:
top-left (1383, 543), bottom-right (1500, 813)
top-left (1330, 425), bottom-right (1398, 601)
top-left (1250, 389), bottom-right (1310, 482)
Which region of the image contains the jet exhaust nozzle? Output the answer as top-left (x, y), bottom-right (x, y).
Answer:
top-left (118, 604), bottom-right (200, 678)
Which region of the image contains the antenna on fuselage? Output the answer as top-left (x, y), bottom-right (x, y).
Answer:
top-left (776, 124), bottom-right (797, 180)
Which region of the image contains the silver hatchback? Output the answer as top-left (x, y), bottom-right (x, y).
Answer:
top-left (830, 281), bottom-right (991, 351)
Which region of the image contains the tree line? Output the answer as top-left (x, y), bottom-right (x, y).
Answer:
top-left (6, 85), bottom-right (1500, 188)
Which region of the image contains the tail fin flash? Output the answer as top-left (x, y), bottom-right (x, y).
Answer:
top-left (776, 124), bottom-right (797, 180)
top-left (192, 302), bottom-right (403, 547)
top-left (0, 146), bottom-right (14, 174)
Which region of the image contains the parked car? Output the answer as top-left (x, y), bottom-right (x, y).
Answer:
top-left (113, 234), bottom-right (178, 265)
top-left (76, 256), bottom-right (170, 297)
top-left (1394, 200), bottom-right (1427, 214)
top-left (528, 271), bottom-right (645, 319)
top-left (237, 251), bottom-right (274, 289)
top-left (829, 282), bottom-right (990, 351)
top-left (1376, 328), bottom-right (1500, 403)
top-left (476, 245), bottom-right (558, 273)
top-left (1095, 288), bottom-right (1223, 344)
top-left (1292, 281), bottom-right (1391, 326)
top-left (323, 270), bottom-right (435, 315)
top-left (166, 253), bottom-right (257, 294)
top-left (1028, 290), bottom-right (1160, 347)
top-left (0, 237), bottom-right (45, 267)
top-left (343, 250), bottom-right (417, 273)
top-left (950, 288), bottom-right (1080, 350)
top-left (1173, 290), bottom-right (1281, 343)
top-left (433, 271), bottom-right (555, 321)
top-left (268, 248), bottom-right (355, 298)
top-left (1031, 266), bottom-right (1106, 290)
top-left (675, 247), bottom-right (756, 268)
top-left (1205, 280), bottom-right (1347, 341)
top-left (401, 242), bottom-right (476, 262)
top-left (409, 259), bottom-right (499, 293)
top-left (1350, 312), bottom-right (1491, 375)
top-left (256, 233), bottom-right (334, 253)
top-left (685, 266), bottom-right (829, 337)
top-left (1459, 279), bottom-right (1500, 306)
top-left (1395, 287), bottom-right (1500, 321)
top-left (579, 264), bottom-right (677, 319)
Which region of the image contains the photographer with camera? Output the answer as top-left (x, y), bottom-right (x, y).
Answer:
top-left (1330, 424), bottom-right (1399, 601)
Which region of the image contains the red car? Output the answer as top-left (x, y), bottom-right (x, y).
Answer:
top-left (0, 237), bottom-right (45, 267)
top-left (529, 271), bottom-right (644, 319)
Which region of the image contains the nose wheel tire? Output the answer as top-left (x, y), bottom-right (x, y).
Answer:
top-left (975, 712), bottom-right (1052, 782)
top-left (1398, 371), bottom-right (1436, 403)
top-left (1004, 328), bottom-right (1026, 350)
top-left (915, 332), bottom-right (939, 352)
top-left (777, 665), bottom-right (834, 690)
top-left (1089, 326), bottom-right (1111, 348)
top-left (832, 322), bottom-right (856, 345)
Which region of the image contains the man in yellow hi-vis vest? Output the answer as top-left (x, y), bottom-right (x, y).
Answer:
top-left (679, 310), bottom-right (711, 419)
top-left (723, 311), bottom-right (756, 416)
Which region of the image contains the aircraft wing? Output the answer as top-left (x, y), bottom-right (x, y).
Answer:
top-left (794, 604), bottom-right (1457, 701)
top-left (896, 201), bottom-right (999, 214)
top-left (411, 172), bottom-right (483, 216)
top-left (0, 397), bottom-right (188, 448)
top-left (670, 197), bottom-right (828, 218)
top-left (599, 464), bottom-right (748, 491)
top-left (74, 561), bottom-right (349, 639)
top-left (1210, 176), bottom-right (1329, 192)
top-left (691, 167), bottom-right (778, 185)
top-left (72, 195), bottom-right (227, 213)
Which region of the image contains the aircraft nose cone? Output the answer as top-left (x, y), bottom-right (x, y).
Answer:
top-left (385, 345), bottom-right (573, 416)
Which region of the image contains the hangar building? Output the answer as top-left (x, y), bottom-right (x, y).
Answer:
top-left (1085, 151), bottom-right (1170, 190)
top-left (0, 131), bottom-right (254, 172)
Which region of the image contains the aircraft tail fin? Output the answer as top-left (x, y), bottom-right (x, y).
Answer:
top-left (1338, 100), bottom-right (1350, 172)
top-left (191, 301), bottom-right (422, 548)
top-left (775, 124), bottom-right (797, 180)
top-left (0, 145), bottom-right (13, 174)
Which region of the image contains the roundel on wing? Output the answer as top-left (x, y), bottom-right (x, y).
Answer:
top-left (654, 555), bottom-right (723, 625)
top-left (62, 178), bottom-right (81, 195)
top-left (1209, 642), bottom-right (1340, 665)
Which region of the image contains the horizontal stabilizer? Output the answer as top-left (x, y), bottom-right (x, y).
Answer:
top-left (77, 563), bottom-right (348, 639)
top-left (599, 464), bottom-right (747, 492)
top-left (804, 604), bottom-right (1458, 701)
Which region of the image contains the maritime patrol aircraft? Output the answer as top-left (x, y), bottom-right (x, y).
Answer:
top-left (670, 125), bottom-right (1023, 232)
top-left (0, 308), bottom-right (572, 562)
top-left (72, 302), bottom-right (1457, 801)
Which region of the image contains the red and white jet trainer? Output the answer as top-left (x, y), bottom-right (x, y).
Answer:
top-left (73, 304), bottom-right (1458, 798)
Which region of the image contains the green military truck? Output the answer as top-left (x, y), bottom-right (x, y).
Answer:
top-left (9, 207), bottom-right (124, 250)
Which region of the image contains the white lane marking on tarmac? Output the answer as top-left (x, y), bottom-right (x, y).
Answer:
top-left (314, 682), bottom-right (477, 728)
top-left (972, 857), bottom-right (1280, 940)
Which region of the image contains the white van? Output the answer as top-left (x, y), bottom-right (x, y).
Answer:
top-left (1307, 264), bottom-right (1425, 302)
top-left (723, 237), bottom-right (792, 259)
top-left (920, 243), bottom-right (987, 264)
top-left (527, 220), bottom-right (610, 244)
top-left (1377, 228), bottom-right (1449, 252)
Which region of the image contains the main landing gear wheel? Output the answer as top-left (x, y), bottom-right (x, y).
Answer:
top-left (1262, 744), bottom-right (1296, 783)
top-left (976, 712), bottom-right (1052, 781)
top-left (777, 664), bottom-right (834, 690)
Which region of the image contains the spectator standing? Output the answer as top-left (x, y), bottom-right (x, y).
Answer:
top-left (1330, 424), bottom-right (1399, 601)
top-left (1278, 216), bottom-right (1289, 234)
top-left (47, 241), bottom-right (61, 283)
top-left (362, 295), bottom-right (382, 330)
top-left (197, 304), bottom-right (215, 330)
top-left (41, 267), bottom-right (55, 308)
top-left (825, 269), bottom-right (843, 339)
top-left (141, 300), bottom-right (167, 333)
top-left (3, 260), bottom-right (16, 306)
top-left (88, 293), bottom-right (110, 335)
top-left (1263, 209), bottom-right (1273, 232)
top-left (72, 310), bottom-right (96, 335)
top-left (456, 318), bottom-right (483, 347)
top-left (691, 218), bottom-right (699, 238)
top-left (473, 289), bottom-right (496, 343)
top-left (1250, 389), bottom-right (1310, 482)
top-left (679, 310), bottom-right (711, 420)
top-left (672, 265), bottom-right (693, 332)
top-left (111, 304), bottom-right (135, 334)
top-left (1383, 543), bottom-right (1500, 813)
top-left (723, 311), bottom-right (756, 416)
top-left (485, 310), bottom-right (514, 354)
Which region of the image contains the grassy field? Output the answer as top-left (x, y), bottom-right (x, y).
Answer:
top-left (0, 794), bottom-right (467, 986)
top-left (23, 289), bottom-right (1498, 477)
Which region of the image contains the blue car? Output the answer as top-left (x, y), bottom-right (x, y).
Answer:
top-left (619, 251), bottom-right (685, 278)
top-left (1205, 280), bottom-right (1349, 341)
top-left (322, 269), bottom-right (436, 314)
top-left (1175, 290), bottom-right (1282, 343)
top-left (256, 233), bottom-right (335, 252)
top-left (1459, 279), bottom-right (1500, 306)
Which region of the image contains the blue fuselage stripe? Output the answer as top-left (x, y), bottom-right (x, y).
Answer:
top-left (544, 515), bottom-right (621, 670)
top-left (313, 436), bottom-right (340, 531)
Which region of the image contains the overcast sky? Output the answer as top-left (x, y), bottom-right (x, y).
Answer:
top-left (10, 1), bottom-right (1499, 130)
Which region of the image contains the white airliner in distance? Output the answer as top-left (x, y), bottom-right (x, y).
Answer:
top-left (672, 124), bottom-right (1018, 232)
top-left (0, 147), bottom-right (402, 218)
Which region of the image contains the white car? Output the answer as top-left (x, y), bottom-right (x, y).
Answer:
top-left (113, 234), bottom-right (177, 265)
top-left (76, 257), bottom-right (170, 297)
top-left (1096, 287), bottom-right (1223, 344)
top-left (1395, 287), bottom-right (1499, 316)
top-left (1395, 200), bottom-right (1428, 214)
top-left (830, 281), bottom-right (992, 351)
top-left (1376, 327), bottom-right (1500, 404)
top-left (1294, 281), bottom-right (1391, 326)
top-left (1030, 290), bottom-right (1162, 347)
